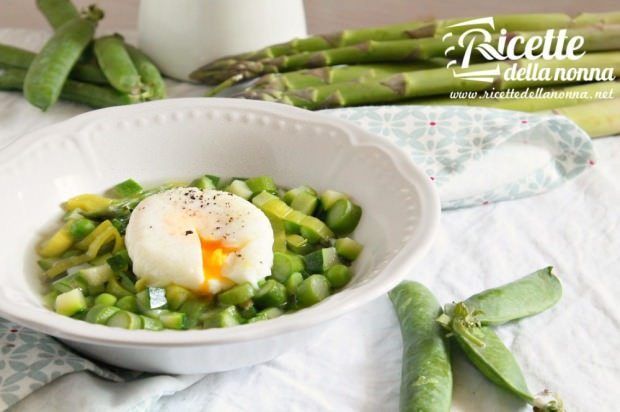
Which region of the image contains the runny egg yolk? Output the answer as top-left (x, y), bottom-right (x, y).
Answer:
top-left (198, 237), bottom-right (237, 294)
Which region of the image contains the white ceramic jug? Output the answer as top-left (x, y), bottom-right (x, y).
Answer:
top-left (138, 0), bottom-right (307, 81)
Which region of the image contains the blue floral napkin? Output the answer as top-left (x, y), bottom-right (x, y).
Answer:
top-left (0, 104), bottom-right (594, 410)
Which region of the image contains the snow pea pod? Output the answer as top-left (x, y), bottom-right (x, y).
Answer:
top-left (2, 67), bottom-right (137, 108)
top-left (23, 8), bottom-right (102, 110)
top-left (126, 44), bottom-right (166, 99)
top-left (94, 35), bottom-right (142, 95)
top-left (0, 43), bottom-right (108, 85)
top-left (451, 303), bottom-right (564, 412)
top-left (462, 267), bottom-right (562, 326)
top-left (36, 0), bottom-right (80, 30)
top-left (389, 281), bottom-right (452, 412)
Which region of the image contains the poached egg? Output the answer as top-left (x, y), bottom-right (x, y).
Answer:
top-left (125, 187), bottom-right (274, 295)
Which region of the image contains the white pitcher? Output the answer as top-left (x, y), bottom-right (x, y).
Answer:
top-left (138, 0), bottom-right (307, 81)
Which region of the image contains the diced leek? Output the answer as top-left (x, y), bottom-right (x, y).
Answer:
top-left (39, 222), bottom-right (74, 258)
top-left (226, 179), bottom-right (253, 200)
top-left (245, 176), bottom-right (277, 195)
top-left (55, 289), bottom-right (87, 316)
top-left (190, 175), bottom-right (219, 190)
top-left (202, 306), bottom-right (241, 328)
top-left (141, 315), bottom-right (164, 331)
top-left (85, 304), bottom-right (120, 324)
top-left (76, 264), bottom-right (113, 287)
top-left (52, 273), bottom-right (88, 295)
top-left (319, 190), bottom-right (348, 210)
top-left (267, 214), bottom-right (287, 253)
top-left (283, 186), bottom-right (317, 204)
top-left (253, 192), bottom-right (333, 241)
top-left (286, 234), bottom-right (314, 255)
top-left (290, 191), bottom-right (318, 216)
top-left (65, 194), bottom-right (113, 214)
top-left (159, 311), bottom-right (189, 330)
top-left (107, 310), bottom-right (143, 329)
top-left (106, 276), bottom-right (133, 298)
top-left (116, 296), bottom-right (138, 312)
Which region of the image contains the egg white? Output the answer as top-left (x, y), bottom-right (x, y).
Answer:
top-left (125, 187), bottom-right (274, 294)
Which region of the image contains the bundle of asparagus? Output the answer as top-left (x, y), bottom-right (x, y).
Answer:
top-left (192, 11), bottom-right (620, 137)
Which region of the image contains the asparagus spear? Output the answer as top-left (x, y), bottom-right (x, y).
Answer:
top-left (199, 25), bottom-right (620, 88)
top-left (547, 98), bottom-right (620, 138)
top-left (408, 81), bottom-right (620, 112)
top-left (194, 11), bottom-right (620, 75)
top-left (244, 51), bottom-right (620, 109)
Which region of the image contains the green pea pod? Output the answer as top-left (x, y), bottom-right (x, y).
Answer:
top-left (126, 44), bottom-right (167, 99)
top-left (23, 7), bottom-right (102, 110)
top-left (389, 281), bottom-right (452, 412)
top-left (451, 304), bottom-right (564, 412)
top-left (36, 0), bottom-right (80, 30)
top-left (94, 35), bottom-right (142, 95)
top-left (2, 67), bottom-right (137, 108)
top-left (462, 267), bottom-right (562, 326)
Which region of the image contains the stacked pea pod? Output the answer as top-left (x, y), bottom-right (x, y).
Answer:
top-left (0, 0), bottom-right (166, 110)
top-left (192, 11), bottom-right (620, 138)
top-left (389, 268), bottom-right (564, 412)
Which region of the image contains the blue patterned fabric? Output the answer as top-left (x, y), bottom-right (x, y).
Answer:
top-left (0, 105), bottom-right (596, 410)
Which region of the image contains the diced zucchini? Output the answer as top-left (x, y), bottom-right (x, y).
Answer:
top-left (165, 284), bottom-right (194, 310)
top-left (248, 307), bottom-right (284, 323)
top-left (107, 310), bottom-right (143, 329)
top-left (55, 289), bottom-right (87, 316)
top-left (225, 179), bottom-right (253, 200)
top-left (114, 179), bottom-right (143, 197)
top-left (202, 306), bottom-right (241, 328)
top-left (116, 295), bottom-right (138, 312)
top-left (140, 315), bottom-right (164, 331)
top-left (42, 291), bottom-right (59, 309)
top-left (304, 247), bottom-right (339, 273)
top-left (136, 287), bottom-right (168, 312)
top-left (159, 311), bottom-right (189, 330)
top-left (218, 283), bottom-right (255, 306)
top-left (52, 273), bottom-right (88, 295)
top-left (335, 237), bottom-right (363, 261)
top-left (319, 190), bottom-right (348, 210)
top-left (179, 299), bottom-right (209, 328)
top-left (254, 279), bottom-right (287, 309)
top-left (85, 304), bottom-right (121, 324)
top-left (271, 252), bottom-right (304, 283)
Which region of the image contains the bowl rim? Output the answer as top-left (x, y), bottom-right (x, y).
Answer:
top-left (0, 98), bottom-right (440, 347)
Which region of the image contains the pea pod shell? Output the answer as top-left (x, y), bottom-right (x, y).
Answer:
top-left (36, 0), bottom-right (80, 30)
top-left (463, 267), bottom-right (562, 326)
top-left (126, 45), bottom-right (166, 99)
top-left (94, 35), bottom-right (142, 94)
top-left (389, 281), bottom-right (452, 412)
top-left (452, 321), bottom-right (533, 403)
top-left (24, 14), bottom-right (99, 110)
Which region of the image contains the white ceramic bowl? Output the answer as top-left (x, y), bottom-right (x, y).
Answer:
top-left (0, 98), bottom-right (439, 374)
